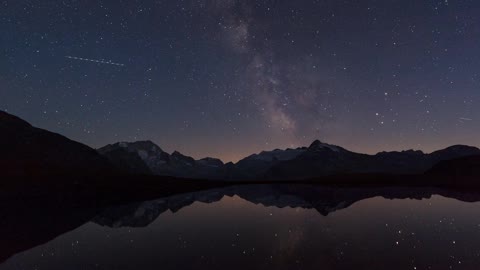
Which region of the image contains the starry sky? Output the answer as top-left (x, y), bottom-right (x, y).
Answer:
top-left (1, 0), bottom-right (479, 162)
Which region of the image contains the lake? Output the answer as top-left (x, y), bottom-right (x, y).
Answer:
top-left (2, 185), bottom-right (480, 270)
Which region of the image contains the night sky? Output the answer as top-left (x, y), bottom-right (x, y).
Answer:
top-left (1, 0), bottom-right (479, 162)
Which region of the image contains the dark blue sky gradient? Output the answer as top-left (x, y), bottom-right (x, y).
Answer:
top-left (1, 0), bottom-right (480, 161)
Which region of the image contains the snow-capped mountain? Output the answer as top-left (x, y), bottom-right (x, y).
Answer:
top-left (2, 110), bottom-right (480, 182)
top-left (229, 147), bottom-right (307, 180)
top-left (97, 138), bottom-right (480, 181)
top-left (97, 141), bottom-right (228, 179)
top-left (265, 141), bottom-right (480, 180)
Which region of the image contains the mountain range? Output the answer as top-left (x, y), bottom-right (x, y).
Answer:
top-left (97, 139), bottom-right (480, 181)
top-left (98, 141), bottom-right (229, 179)
top-left (2, 110), bottom-right (480, 264)
top-left (1, 110), bottom-right (480, 183)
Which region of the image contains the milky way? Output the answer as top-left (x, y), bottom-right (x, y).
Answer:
top-left (1, 0), bottom-right (479, 162)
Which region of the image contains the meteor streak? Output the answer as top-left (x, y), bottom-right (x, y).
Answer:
top-left (65, 56), bottom-right (125, 66)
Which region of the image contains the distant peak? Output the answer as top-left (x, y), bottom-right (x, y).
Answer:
top-left (308, 140), bottom-right (343, 152)
top-left (172, 151), bottom-right (192, 159)
top-left (122, 140), bottom-right (163, 150)
top-left (172, 150), bottom-right (182, 156)
top-left (98, 140), bottom-right (165, 154)
top-left (131, 140), bottom-right (157, 146)
top-left (402, 149), bottom-right (424, 155)
top-left (171, 151), bottom-right (196, 164)
top-left (431, 145), bottom-right (480, 155)
top-left (309, 140), bottom-right (323, 148)
top-left (444, 144), bottom-right (478, 150)
top-left (201, 157), bottom-right (223, 162)
top-left (199, 157), bottom-right (224, 166)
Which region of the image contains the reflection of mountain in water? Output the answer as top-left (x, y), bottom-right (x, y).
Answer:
top-left (93, 185), bottom-right (480, 228)
top-left (3, 183), bottom-right (480, 265)
top-left (0, 180), bottom-right (219, 264)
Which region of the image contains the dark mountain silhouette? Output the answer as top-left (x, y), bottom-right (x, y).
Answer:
top-left (427, 155), bottom-right (480, 179)
top-left (2, 111), bottom-right (480, 265)
top-left (97, 141), bottom-right (160, 175)
top-left (0, 111), bottom-right (115, 177)
top-left (0, 110), bottom-right (228, 189)
top-left (98, 138), bottom-right (480, 181)
top-left (265, 140), bottom-right (480, 180)
top-left (2, 110), bottom-right (480, 183)
top-left (97, 141), bottom-right (229, 179)
top-left (230, 147), bottom-right (308, 179)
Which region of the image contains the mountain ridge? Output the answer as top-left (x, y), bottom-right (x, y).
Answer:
top-left (2, 110), bottom-right (480, 182)
top-left (97, 138), bottom-right (480, 181)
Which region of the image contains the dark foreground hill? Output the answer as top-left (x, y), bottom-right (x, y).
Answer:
top-left (1, 110), bottom-right (480, 186)
top-left (1, 111), bottom-right (480, 265)
top-left (0, 111), bottom-right (115, 177)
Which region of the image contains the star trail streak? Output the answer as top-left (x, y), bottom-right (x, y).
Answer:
top-left (65, 56), bottom-right (125, 67)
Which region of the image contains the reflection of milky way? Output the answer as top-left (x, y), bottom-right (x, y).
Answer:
top-left (4, 186), bottom-right (480, 269)
top-left (279, 226), bottom-right (305, 257)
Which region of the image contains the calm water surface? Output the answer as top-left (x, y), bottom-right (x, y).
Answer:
top-left (2, 186), bottom-right (480, 270)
